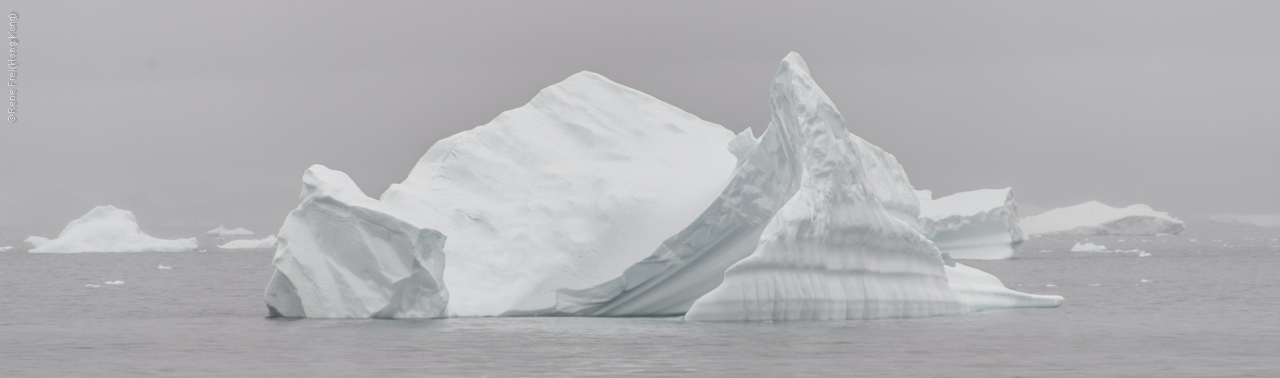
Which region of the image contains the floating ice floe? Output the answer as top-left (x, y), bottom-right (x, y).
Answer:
top-left (1020, 201), bottom-right (1184, 236)
top-left (25, 206), bottom-right (198, 253)
top-left (207, 225), bottom-right (255, 237)
top-left (1207, 214), bottom-right (1280, 228)
top-left (916, 188), bottom-right (1025, 260)
top-left (85, 284), bottom-right (100, 288)
top-left (1071, 242), bottom-right (1108, 252)
top-left (218, 235), bottom-right (278, 250)
top-left (158, 264), bottom-right (173, 269)
top-left (105, 280), bottom-right (124, 285)
top-left (0, 246), bottom-right (12, 252)
top-left (265, 52), bottom-right (1063, 320)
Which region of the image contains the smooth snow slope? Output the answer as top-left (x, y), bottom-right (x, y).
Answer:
top-left (917, 188), bottom-right (1025, 260)
top-left (945, 263), bottom-right (1062, 312)
top-left (1021, 201), bottom-right (1184, 236)
top-left (292, 71), bottom-right (739, 317)
top-left (265, 165), bottom-right (448, 318)
top-left (684, 53), bottom-right (967, 321)
top-left (25, 206), bottom-right (198, 253)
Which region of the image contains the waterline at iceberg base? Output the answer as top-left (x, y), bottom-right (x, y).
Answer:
top-left (264, 52), bottom-right (1062, 320)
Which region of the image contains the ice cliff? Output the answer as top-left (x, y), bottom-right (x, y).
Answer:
top-left (265, 166), bottom-right (448, 318)
top-left (916, 188), bottom-right (1025, 260)
top-left (1020, 201), bottom-right (1184, 236)
top-left (24, 206), bottom-right (197, 253)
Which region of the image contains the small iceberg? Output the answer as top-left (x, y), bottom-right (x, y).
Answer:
top-left (207, 225), bottom-right (255, 237)
top-left (158, 264), bottom-right (173, 269)
top-left (25, 206), bottom-right (198, 253)
top-left (218, 235), bottom-right (278, 250)
top-left (916, 187), bottom-right (1025, 260)
top-left (85, 284), bottom-right (100, 288)
top-left (1070, 242), bottom-right (1108, 252)
top-left (0, 246), bottom-right (12, 252)
top-left (105, 280), bottom-right (124, 285)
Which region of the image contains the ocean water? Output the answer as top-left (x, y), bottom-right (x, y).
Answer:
top-left (2, 224), bottom-right (1278, 377)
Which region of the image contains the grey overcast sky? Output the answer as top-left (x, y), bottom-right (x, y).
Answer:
top-left (2, 1), bottom-right (1278, 237)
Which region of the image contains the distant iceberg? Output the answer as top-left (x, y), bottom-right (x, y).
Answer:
top-left (1208, 214), bottom-right (1280, 228)
top-left (207, 225), bottom-right (255, 237)
top-left (25, 206), bottom-right (198, 253)
top-left (1070, 242), bottom-right (1108, 252)
top-left (0, 246), bottom-right (12, 252)
top-left (1020, 201), bottom-right (1184, 236)
top-left (218, 235), bottom-right (278, 250)
top-left (916, 188), bottom-right (1025, 260)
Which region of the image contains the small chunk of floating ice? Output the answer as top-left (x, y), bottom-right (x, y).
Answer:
top-left (1138, 251), bottom-right (1152, 257)
top-left (158, 264), bottom-right (173, 270)
top-left (105, 280), bottom-right (124, 285)
top-left (0, 246), bottom-right (13, 252)
top-left (1140, 279), bottom-right (1151, 283)
top-left (1117, 239), bottom-right (1125, 242)
top-left (1088, 284), bottom-right (1102, 287)
top-left (1189, 239), bottom-right (1197, 242)
top-left (1157, 233), bottom-right (1172, 237)
top-left (1045, 284), bottom-right (1057, 287)
top-left (1071, 242), bottom-right (1107, 252)
top-left (85, 284), bottom-right (100, 288)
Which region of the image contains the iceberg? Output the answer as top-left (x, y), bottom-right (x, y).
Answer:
top-left (1020, 201), bottom-right (1184, 236)
top-left (916, 188), bottom-right (1025, 260)
top-left (218, 235), bottom-right (278, 250)
top-left (684, 53), bottom-right (1059, 321)
top-left (25, 206), bottom-right (198, 253)
top-left (265, 53), bottom-right (1062, 320)
top-left (265, 165), bottom-right (449, 318)
top-left (207, 226), bottom-right (255, 237)
top-left (1208, 214), bottom-right (1280, 228)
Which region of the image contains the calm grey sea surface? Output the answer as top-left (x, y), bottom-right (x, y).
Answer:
top-left (2, 223), bottom-right (1278, 377)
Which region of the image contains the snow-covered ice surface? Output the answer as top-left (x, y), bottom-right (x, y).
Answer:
top-left (218, 236), bottom-right (277, 250)
top-left (1208, 214), bottom-right (1280, 228)
top-left (944, 263), bottom-right (1063, 312)
top-left (1020, 201), bottom-right (1185, 236)
top-left (916, 188), bottom-right (1025, 260)
top-left (264, 166), bottom-right (448, 319)
top-left (685, 53), bottom-right (1054, 321)
top-left (206, 226), bottom-right (255, 237)
top-left (24, 206), bottom-right (198, 253)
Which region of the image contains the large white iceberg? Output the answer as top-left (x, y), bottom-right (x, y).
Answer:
top-left (1208, 214), bottom-right (1280, 228)
top-left (219, 235), bottom-right (278, 250)
top-left (916, 188), bottom-right (1025, 260)
top-left (207, 225), bottom-right (255, 237)
top-left (1020, 201), bottom-right (1184, 236)
top-left (265, 166), bottom-right (448, 318)
top-left (684, 53), bottom-right (1059, 321)
top-left (25, 206), bottom-right (198, 253)
top-left (265, 53), bottom-right (1063, 320)
top-left (267, 71), bottom-right (740, 317)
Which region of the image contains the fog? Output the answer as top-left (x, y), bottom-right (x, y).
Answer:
top-left (2, 1), bottom-right (1277, 236)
